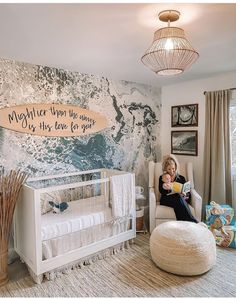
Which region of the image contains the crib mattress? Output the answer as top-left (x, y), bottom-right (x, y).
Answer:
top-left (41, 196), bottom-right (112, 241)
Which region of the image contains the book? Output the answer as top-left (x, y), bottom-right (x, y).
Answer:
top-left (168, 181), bottom-right (191, 195)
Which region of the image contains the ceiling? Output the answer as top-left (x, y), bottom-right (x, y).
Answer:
top-left (0, 3), bottom-right (236, 87)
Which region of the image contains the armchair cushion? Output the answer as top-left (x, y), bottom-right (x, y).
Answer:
top-left (155, 204), bottom-right (195, 220)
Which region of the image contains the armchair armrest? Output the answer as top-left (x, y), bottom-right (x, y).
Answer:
top-left (149, 187), bottom-right (157, 233)
top-left (190, 188), bottom-right (202, 222)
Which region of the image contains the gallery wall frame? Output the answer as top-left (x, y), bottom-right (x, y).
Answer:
top-left (171, 130), bottom-right (198, 156)
top-left (171, 103), bottom-right (198, 127)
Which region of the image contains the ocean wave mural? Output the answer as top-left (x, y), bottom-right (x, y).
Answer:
top-left (0, 58), bottom-right (161, 188)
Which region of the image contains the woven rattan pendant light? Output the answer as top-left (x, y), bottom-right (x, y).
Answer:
top-left (141, 10), bottom-right (199, 75)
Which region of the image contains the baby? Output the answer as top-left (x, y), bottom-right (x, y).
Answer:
top-left (162, 173), bottom-right (173, 190)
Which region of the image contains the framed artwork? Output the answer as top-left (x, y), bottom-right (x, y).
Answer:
top-left (171, 104), bottom-right (198, 127)
top-left (171, 130), bottom-right (198, 156)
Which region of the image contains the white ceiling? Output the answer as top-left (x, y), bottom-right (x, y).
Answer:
top-left (0, 3), bottom-right (236, 87)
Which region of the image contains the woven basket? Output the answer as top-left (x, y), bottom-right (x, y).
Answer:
top-left (136, 217), bottom-right (144, 231)
top-left (136, 208), bottom-right (144, 231)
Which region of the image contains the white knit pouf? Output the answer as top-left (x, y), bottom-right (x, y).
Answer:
top-left (150, 221), bottom-right (216, 276)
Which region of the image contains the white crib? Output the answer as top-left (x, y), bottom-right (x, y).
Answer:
top-left (14, 168), bottom-right (136, 283)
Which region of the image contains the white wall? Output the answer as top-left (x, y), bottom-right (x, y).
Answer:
top-left (161, 71), bottom-right (236, 198)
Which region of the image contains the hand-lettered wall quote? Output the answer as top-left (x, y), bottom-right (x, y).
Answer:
top-left (0, 104), bottom-right (108, 136)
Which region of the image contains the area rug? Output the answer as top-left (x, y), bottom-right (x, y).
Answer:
top-left (0, 234), bottom-right (236, 297)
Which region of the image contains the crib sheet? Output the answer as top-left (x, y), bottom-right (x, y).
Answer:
top-left (41, 195), bottom-right (112, 241)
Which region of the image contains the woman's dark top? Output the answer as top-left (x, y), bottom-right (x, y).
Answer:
top-left (159, 174), bottom-right (191, 203)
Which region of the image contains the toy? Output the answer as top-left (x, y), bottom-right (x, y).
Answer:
top-left (207, 201), bottom-right (228, 238)
top-left (48, 201), bottom-right (69, 213)
top-left (206, 204), bottom-right (234, 225)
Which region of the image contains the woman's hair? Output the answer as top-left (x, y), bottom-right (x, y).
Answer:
top-left (162, 154), bottom-right (179, 174)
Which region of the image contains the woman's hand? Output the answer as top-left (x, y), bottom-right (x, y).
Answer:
top-left (163, 183), bottom-right (172, 190)
top-left (181, 192), bottom-right (190, 202)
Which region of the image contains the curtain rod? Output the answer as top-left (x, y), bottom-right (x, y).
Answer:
top-left (203, 87), bottom-right (236, 95)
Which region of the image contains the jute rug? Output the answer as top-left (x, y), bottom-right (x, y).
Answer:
top-left (0, 234), bottom-right (236, 297)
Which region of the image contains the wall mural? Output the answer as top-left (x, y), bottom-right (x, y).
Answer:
top-left (0, 58), bottom-right (161, 188)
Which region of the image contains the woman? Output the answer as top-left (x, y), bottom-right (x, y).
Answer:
top-left (159, 154), bottom-right (198, 223)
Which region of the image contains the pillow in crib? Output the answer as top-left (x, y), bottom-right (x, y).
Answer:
top-left (40, 193), bottom-right (53, 215)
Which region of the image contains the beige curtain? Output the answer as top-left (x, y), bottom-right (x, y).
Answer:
top-left (203, 89), bottom-right (232, 206)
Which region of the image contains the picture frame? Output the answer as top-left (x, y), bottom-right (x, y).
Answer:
top-left (171, 104), bottom-right (198, 127)
top-left (171, 130), bottom-right (198, 156)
